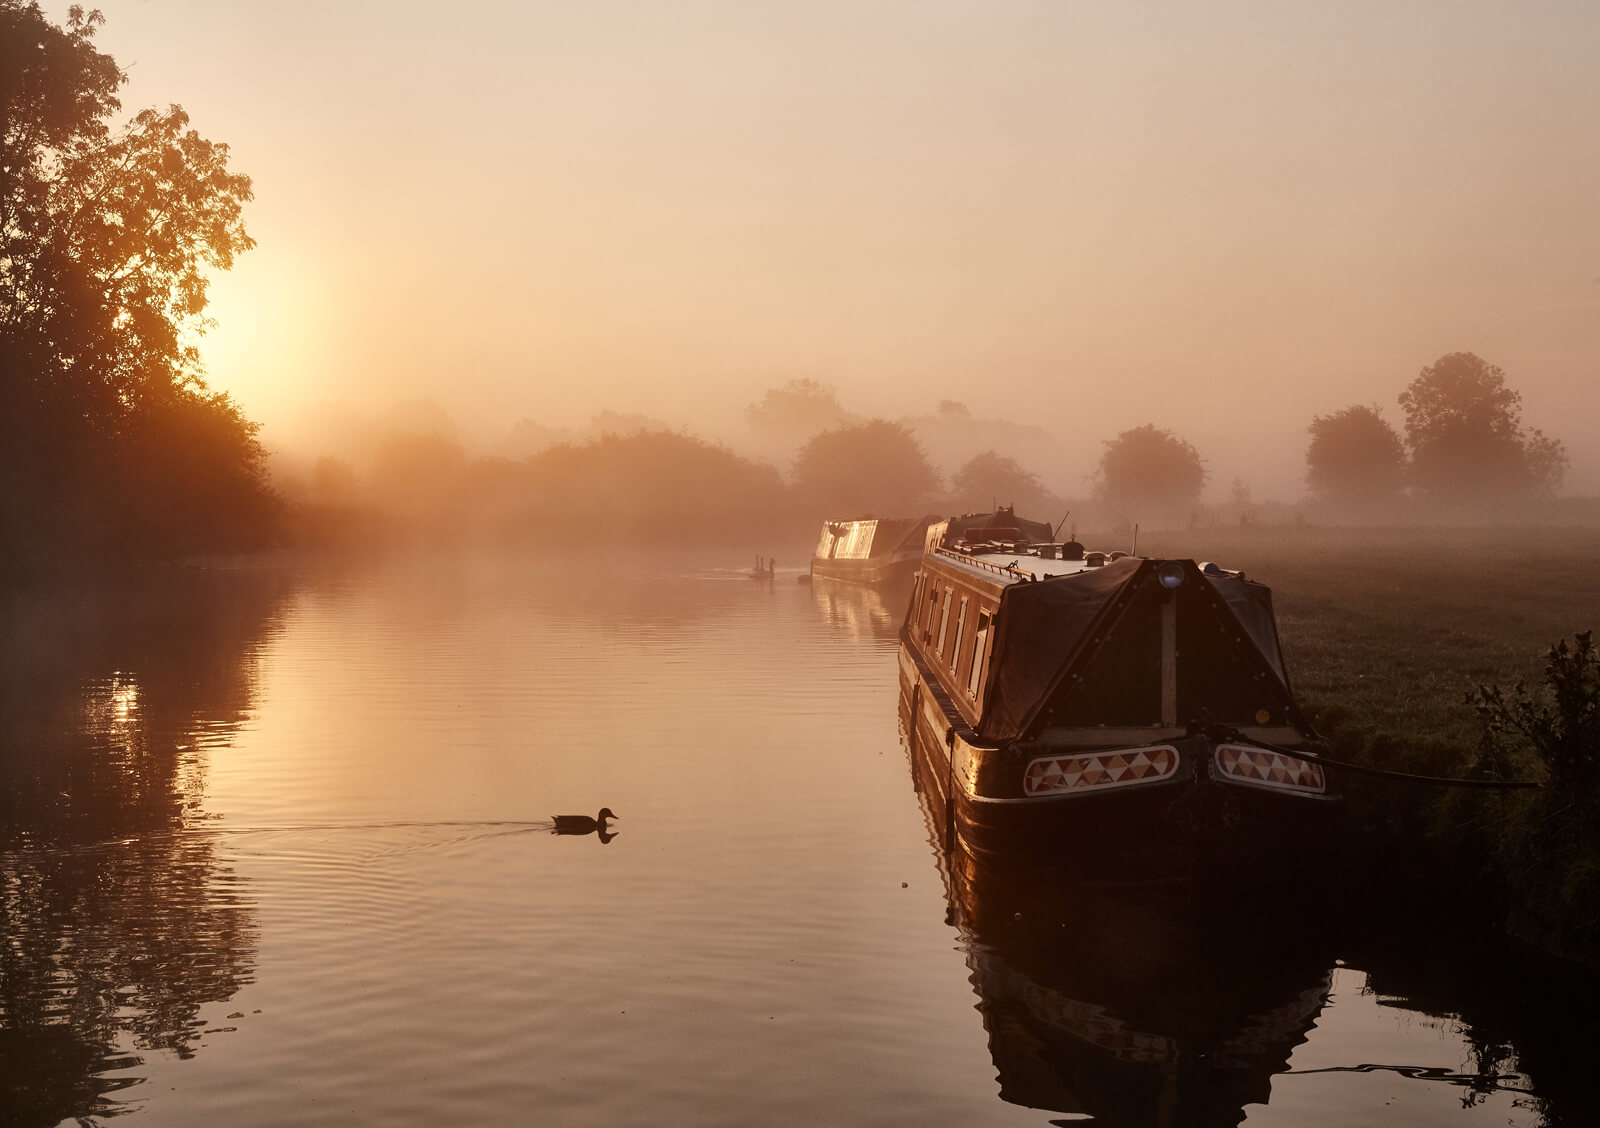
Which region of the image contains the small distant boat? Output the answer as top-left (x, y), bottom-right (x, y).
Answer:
top-left (900, 507), bottom-right (1335, 872)
top-left (810, 515), bottom-right (941, 585)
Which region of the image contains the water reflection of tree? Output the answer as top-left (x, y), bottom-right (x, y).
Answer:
top-left (0, 571), bottom-right (285, 1125)
top-left (1344, 912), bottom-right (1600, 1128)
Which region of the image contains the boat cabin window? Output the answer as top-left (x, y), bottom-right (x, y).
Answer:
top-left (968, 611), bottom-right (990, 699)
top-left (936, 590), bottom-right (953, 655)
top-left (950, 597), bottom-right (968, 672)
top-left (922, 584), bottom-right (939, 643)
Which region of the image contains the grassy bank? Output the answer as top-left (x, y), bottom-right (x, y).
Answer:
top-left (1133, 524), bottom-right (1600, 960)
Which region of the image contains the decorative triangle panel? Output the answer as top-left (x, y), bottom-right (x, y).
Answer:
top-left (1023, 745), bottom-right (1181, 796)
top-left (1213, 743), bottom-right (1326, 794)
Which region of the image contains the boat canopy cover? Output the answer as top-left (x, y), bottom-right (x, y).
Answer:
top-left (869, 516), bottom-right (940, 558)
top-left (976, 558), bottom-right (1292, 742)
top-left (979, 558), bottom-right (1145, 741)
top-left (1206, 573), bottom-right (1288, 686)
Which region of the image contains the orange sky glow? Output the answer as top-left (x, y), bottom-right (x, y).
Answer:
top-left (81, 0), bottom-right (1600, 497)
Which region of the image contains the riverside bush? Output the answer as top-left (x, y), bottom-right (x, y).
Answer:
top-left (1469, 633), bottom-right (1600, 959)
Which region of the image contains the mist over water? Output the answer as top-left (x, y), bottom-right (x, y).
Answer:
top-left (1, 555), bottom-right (1591, 1126)
top-left (7, 1), bottom-right (1599, 1121)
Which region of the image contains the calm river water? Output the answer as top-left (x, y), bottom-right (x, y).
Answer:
top-left (1, 555), bottom-right (1593, 1127)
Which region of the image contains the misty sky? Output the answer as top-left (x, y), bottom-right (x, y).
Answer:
top-left (81, 0), bottom-right (1599, 497)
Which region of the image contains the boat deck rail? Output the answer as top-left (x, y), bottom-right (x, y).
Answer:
top-left (932, 546), bottom-right (1036, 580)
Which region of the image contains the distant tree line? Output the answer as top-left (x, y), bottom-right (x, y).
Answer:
top-left (1, 3), bottom-right (277, 572)
top-left (1307, 352), bottom-right (1566, 511)
top-left (779, 351), bottom-right (1568, 531)
top-left (288, 348), bottom-right (1575, 552)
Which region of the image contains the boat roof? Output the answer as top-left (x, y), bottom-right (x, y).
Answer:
top-left (929, 548), bottom-right (1112, 585)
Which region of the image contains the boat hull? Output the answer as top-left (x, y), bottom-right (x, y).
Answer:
top-left (809, 548), bottom-right (921, 585)
top-left (898, 639), bottom-right (1335, 880)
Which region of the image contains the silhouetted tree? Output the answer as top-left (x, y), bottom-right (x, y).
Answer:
top-left (519, 430), bottom-right (786, 537)
top-left (793, 419), bottom-right (938, 515)
top-left (0, 3), bottom-right (272, 564)
top-left (367, 431), bottom-right (471, 521)
top-left (745, 378), bottom-right (853, 435)
top-left (1305, 404), bottom-right (1407, 504)
top-left (310, 456), bottom-right (360, 504)
top-left (951, 450), bottom-right (1046, 514)
top-left (1092, 425), bottom-right (1205, 521)
top-left (1398, 353), bottom-right (1566, 504)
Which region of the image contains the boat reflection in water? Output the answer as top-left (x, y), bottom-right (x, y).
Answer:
top-left (809, 571), bottom-right (917, 646)
top-left (903, 697), bottom-right (1337, 1127)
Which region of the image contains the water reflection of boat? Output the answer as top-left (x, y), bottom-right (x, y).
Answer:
top-left (954, 853), bottom-right (1333, 1125)
top-left (809, 571), bottom-right (915, 644)
top-left (904, 730), bottom-right (1335, 1125)
top-left (810, 515), bottom-right (938, 584)
top-left (899, 508), bottom-right (1335, 870)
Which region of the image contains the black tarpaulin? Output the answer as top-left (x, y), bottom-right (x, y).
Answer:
top-left (977, 557), bottom-right (1147, 742)
top-left (1205, 574), bottom-right (1288, 687)
top-left (975, 559), bottom-right (1297, 742)
top-left (869, 516), bottom-right (939, 559)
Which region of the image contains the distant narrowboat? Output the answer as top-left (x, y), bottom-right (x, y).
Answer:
top-left (899, 508), bottom-right (1335, 869)
top-left (810, 515), bottom-right (940, 585)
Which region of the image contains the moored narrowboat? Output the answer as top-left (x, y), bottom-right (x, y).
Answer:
top-left (899, 509), bottom-right (1335, 870)
top-left (811, 515), bottom-right (940, 585)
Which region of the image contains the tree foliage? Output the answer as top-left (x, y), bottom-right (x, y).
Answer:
top-left (1468, 632), bottom-right (1600, 951)
top-left (1398, 352), bottom-right (1566, 504)
top-left (793, 419), bottom-right (938, 516)
top-left (744, 378), bottom-right (851, 436)
top-left (1470, 632), bottom-right (1600, 794)
top-left (1, 2), bottom-right (272, 564)
top-left (521, 430), bottom-right (786, 535)
top-left (1092, 425), bottom-right (1205, 519)
top-left (950, 450), bottom-right (1045, 514)
top-left (1305, 404), bottom-right (1407, 504)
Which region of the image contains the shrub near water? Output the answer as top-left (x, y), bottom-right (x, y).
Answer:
top-left (1468, 633), bottom-right (1600, 958)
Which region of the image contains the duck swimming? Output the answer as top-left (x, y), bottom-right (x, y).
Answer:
top-left (552, 808), bottom-right (616, 834)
